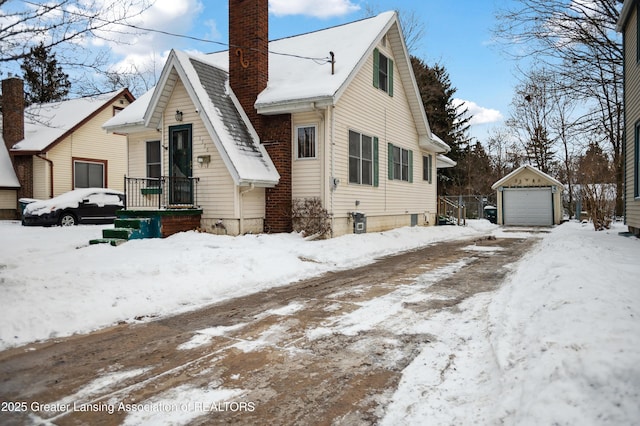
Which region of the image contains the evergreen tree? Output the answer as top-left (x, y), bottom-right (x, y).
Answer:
top-left (411, 57), bottom-right (472, 195)
top-left (526, 124), bottom-right (556, 174)
top-left (20, 43), bottom-right (71, 105)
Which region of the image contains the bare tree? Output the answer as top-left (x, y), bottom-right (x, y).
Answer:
top-left (577, 142), bottom-right (616, 230)
top-left (494, 0), bottom-right (624, 215)
top-left (361, 3), bottom-right (425, 54)
top-left (0, 0), bottom-right (153, 91)
top-left (506, 69), bottom-right (557, 174)
top-left (486, 126), bottom-right (524, 178)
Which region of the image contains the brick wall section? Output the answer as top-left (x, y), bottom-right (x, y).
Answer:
top-left (228, 0), bottom-right (292, 233)
top-left (160, 213), bottom-right (202, 238)
top-left (14, 156), bottom-right (33, 200)
top-left (262, 114), bottom-right (292, 233)
top-left (1, 77), bottom-right (24, 152)
top-left (229, 0), bottom-right (268, 136)
top-left (1, 78), bottom-right (26, 208)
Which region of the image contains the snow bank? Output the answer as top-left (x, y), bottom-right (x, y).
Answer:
top-left (381, 221), bottom-right (640, 425)
top-left (0, 220), bottom-right (493, 350)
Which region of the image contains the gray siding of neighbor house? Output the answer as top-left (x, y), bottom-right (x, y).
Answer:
top-left (623, 3), bottom-right (640, 234)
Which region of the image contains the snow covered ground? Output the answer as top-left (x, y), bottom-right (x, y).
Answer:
top-left (1, 220), bottom-right (639, 424)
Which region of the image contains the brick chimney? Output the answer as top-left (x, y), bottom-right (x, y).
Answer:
top-left (1, 77), bottom-right (32, 200)
top-left (2, 77), bottom-right (24, 152)
top-left (229, 0), bottom-right (292, 233)
top-left (229, 0), bottom-right (268, 135)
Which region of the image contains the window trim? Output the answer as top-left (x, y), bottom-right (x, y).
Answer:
top-left (348, 130), bottom-right (379, 186)
top-left (635, 121), bottom-right (640, 198)
top-left (295, 124), bottom-right (318, 160)
top-left (373, 48), bottom-right (394, 97)
top-left (146, 140), bottom-right (162, 181)
top-left (423, 154), bottom-right (433, 184)
top-left (72, 157), bottom-right (107, 189)
top-left (388, 143), bottom-right (413, 182)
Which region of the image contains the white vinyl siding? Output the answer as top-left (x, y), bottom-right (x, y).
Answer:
top-left (329, 39), bottom-right (437, 223)
top-left (0, 190), bottom-right (17, 210)
top-left (292, 112), bottom-right (323, 199)
top-left (40, 94), bottom-right (130, 197)
top-left (164, 79), bottom-right (238, 219)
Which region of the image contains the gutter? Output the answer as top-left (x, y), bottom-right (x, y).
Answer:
top-left (36, 153), bottom-right (54, 198)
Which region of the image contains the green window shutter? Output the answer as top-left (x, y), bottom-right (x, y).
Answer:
top-left (374, 137), bottom-right (379, 187)
top-left (388, 58), bottom-right (394, 97)
top-left (373, 48), bottom-right (380, 89)
top-left (408, 149), bottom-right (413, 183)
top-left (388, 142), bottom-right (394, 180)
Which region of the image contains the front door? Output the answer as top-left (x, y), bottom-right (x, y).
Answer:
top-left (169, 124), bottom-right (193, 205)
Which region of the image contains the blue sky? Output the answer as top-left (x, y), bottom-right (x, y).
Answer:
top-left (4, 0), bottom-right (522, 142)
top-left (175, 0), bottom-right (519, 142)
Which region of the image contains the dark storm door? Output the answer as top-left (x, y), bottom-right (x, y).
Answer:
top-left (169, 124), bottom-right (193, 205)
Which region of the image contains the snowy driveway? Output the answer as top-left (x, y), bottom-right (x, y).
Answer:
top-left (0, 233), bottom-right (537, 425)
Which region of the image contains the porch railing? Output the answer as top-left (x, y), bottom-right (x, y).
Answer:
top-left (124, 176), bottom-right (200, 210)
top-left (438, 196), bottom-right (466, 226)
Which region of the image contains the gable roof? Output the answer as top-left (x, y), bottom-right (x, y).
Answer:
top-left (491, 164), bottom-right (564, 190)
top-left (105, 50), bottom-right (280, 187)
top-left (11, 89), bottom-right (134, 154)
top-left (205, 11), bottom-right (448, 153)
top-left (0, 136), bottom-right (20, 188)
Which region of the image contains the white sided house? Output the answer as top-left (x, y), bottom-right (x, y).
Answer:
top-left (1, 77), bottom-right (133, 208)
top-left (104, 3), bottom-right (450, 238)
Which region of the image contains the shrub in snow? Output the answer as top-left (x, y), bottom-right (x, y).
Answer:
top-left (291, 197), bottom-right (331, 239)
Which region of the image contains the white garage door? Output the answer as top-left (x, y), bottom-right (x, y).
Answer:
top-left (503, 187), bottom-right (553, 226)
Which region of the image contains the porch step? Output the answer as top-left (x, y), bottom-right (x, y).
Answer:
top-left (103, 228), bottom-right (134, 240)
top-left (89, 238), bottom-right (128, 247)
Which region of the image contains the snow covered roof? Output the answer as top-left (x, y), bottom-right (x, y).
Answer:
top-left (140, 50), bottom-right (279, 187)
top-left (491, 164), bottom-right (564, 190)
top-left (0, 136), bottom-right (20, 188)
top-left (11, 89), bottom-right (133, 153)
top-left (204, 11), bottom-right (448, 153)
top-left (103, 88), bottom-right (154, 133)
top-left (436, 154), bottom-right (456, 169)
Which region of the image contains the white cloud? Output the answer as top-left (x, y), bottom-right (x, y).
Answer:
top-left (269, 0), bottom-right (359, 18)
top-left (95, 0), bottom-right (205, 77)
top-left (453, 98), bottom-right (503, 126)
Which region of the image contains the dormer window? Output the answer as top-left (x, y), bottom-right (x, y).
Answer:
top-left (373, 48), bottom-right (393, 96)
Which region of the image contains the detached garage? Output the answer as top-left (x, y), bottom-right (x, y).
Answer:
top-left (491, 165), bottom-right (564, 226)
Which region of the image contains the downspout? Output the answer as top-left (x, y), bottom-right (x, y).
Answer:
top-left (330, 105), bottom-right (336, 238)
top-left (36, 154), bottom-right (54, 198)
top-left (239, 183), bottom-right (255, 235)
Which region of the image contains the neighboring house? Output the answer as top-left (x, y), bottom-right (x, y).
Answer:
top-left (1, 77), bottom-right (134, 208)
top-left (104, 1), bottom-right (451, 237)
top-left (491, 165), bottom-right (564, 226)
top-left (0, 134), bottom-right (20, 219)
top-left (617, 0), bottom-right (640, 236)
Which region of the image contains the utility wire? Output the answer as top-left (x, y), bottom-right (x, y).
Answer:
top-left (23, 0), bottom-right (333, 64)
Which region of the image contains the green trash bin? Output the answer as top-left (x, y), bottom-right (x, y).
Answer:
top-left (18, 198), bottom-right (38, 217)
top-left (484, 205), bottom-right (497, 224)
